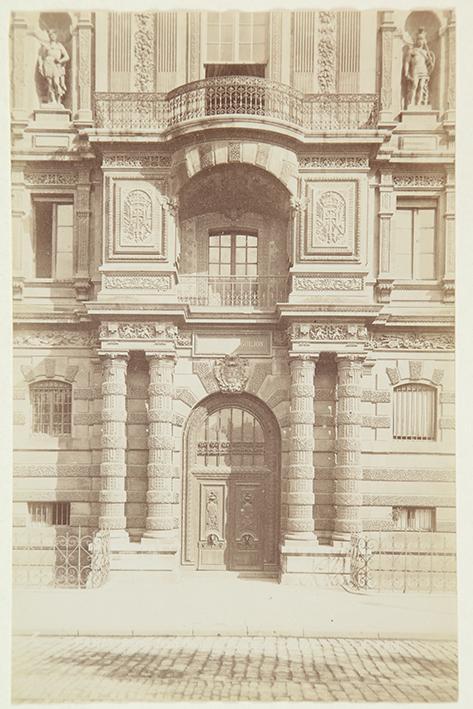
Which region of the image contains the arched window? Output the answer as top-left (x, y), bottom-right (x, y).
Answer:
top-left (196, 406), bottom-right (264, 466)
top-left (393, 383), bottom-right (436, 440)
top-left (30, 380), bottom-right (72, 435)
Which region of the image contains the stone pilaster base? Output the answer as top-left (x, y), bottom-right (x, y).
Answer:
top-left (279, 541), bottom-right (351, 587)
top-left (109, 539), bottom-right (178, 572)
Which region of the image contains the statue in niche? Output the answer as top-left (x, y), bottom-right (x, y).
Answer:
top-left (403, 27), bottom-right (436, 108)
top-left (36, 29), bottom-right (69, 105)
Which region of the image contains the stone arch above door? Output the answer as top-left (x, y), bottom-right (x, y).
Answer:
top-left (170, 140), bottom-right (299, 197)
top-left (182, 392), bottom-right (281, 572)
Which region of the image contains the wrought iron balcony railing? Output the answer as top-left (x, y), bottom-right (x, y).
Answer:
top-left (95, 76), bottom-right (378, 131)
top-left (176, 275), bottom-right (288, 309)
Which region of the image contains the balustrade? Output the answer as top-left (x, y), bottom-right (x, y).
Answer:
top-left (95, 77), bottom-right (378, 131)
top-left (176, 275), bottom-right (288, 308)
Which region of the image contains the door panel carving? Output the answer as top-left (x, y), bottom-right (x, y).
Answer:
top-left (183, 394), bottom-right (280, 572)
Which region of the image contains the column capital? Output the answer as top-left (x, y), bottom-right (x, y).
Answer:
top-left (289, 353), bottom-right (319, 365)
top-left (335, 352), bottom-right (367, 365)
top-left (98, 351), bottom-right (129, 361)
top-left (145, 351), bottom-right (176, 362)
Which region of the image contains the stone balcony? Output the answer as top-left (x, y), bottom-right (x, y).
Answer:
top-left (94, 76), bottom-right (379, 133)
top-left (176, 275), bottom-right (288, 310)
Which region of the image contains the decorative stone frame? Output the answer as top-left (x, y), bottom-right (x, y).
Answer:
top-left (104, 174), bottom-right (169, 262)
top-left (299, 175), bottom-right (362, 263)
top-left (182, 392), bottom-right (281, 570)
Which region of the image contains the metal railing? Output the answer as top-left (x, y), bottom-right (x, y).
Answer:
top-left (176, 275), bottom-right (288, 308)
top-left (349, 532), bottom-right (456, 594)
top-left (95, 77), bottom-right (378, 131)
top-left (13, 527), bottom-right (110, 588)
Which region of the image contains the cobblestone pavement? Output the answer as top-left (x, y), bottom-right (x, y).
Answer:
top-left (12, 636), bottom-right (457, 703)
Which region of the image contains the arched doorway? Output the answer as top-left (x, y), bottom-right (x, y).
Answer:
top-left (182, 394), bottom-right (280, 573)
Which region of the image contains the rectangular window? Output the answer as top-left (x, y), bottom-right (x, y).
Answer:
top-left (33, 199), bottom-right (74, 279)
top-left (393, 383), bottom-right (436, 440)
top-left (206, 11), bottom-right (268, 65)
top-left (393, 203), bottom-right (436, 280)
top-left (392, 507), bottom-right (436, 532)
top-left (31, 381), bottom-right (72, 435)
top-left (208, 231), bottom-right (258, 276)
top-left (28, 502), bottom-right (71, 527)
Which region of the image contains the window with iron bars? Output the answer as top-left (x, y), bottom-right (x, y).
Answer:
top-left (393, 383), bottom-right (437, 440)
top-left (28, 501), bottom-right (71, 527)
top-left (392, 506), bottom-right (436, 532)
top-left (31, 380), bottom-right (72, 435)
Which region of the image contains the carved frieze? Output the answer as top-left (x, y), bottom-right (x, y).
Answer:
top-left (393, 174), bottom-right (445, 188)
top-left (103, 275), bottom-right (171, 291)
top-left (24, 171), bottom-right (78, 185)
top-left (299, 155), bottom-right (369, 169)
top-left (102, 154), bottom-right (171, 168)
top-left (99, 322), bottom-right (178, 341)
top-left (214, 355), bottom-right (249, 394)
top-left (362, 389), bottom-right (391, 403)
top-left (13, 330), bottom-right (98, 348)
top-left (290, 323), bottom-right (368, 343)
top-left (293, 275), bottom-right (363, 291)
top-left (363, 468), bottom-right (455, 482)
top-left (369, 333), bottom-right (454, 351)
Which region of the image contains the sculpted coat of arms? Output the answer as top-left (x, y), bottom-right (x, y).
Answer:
top-left (315, 190), bottom-right (346, 245)
top-left (123, 189), bottom-right (152, 243)
top-left (214, 355), bottom-right (249, 393)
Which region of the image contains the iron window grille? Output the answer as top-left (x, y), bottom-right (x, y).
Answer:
top-left (31, 380), bottom-right (72, 435)
top-left (392, 506), bottom-right (436, 532)
top-left (28, 501), bottom-right (71, 527)
top-left (393, 383), bottom-right (437, 441)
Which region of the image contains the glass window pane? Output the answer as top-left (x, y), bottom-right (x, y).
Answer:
top-left (235, 246), bottom-right (246, 262)
top-left (247, 248), bottom-right (257, 263)
top-left (56, 204), bottom-right (73, 227)
top-left (393, 209), bottom-right (413, 278)
top-left (220, 234), bottom-right (231, 246)
top-left (236, 234), bottom-right (247, 246)
top-left (238, 45), bottom-right (251, 61)
top-left (208, 262), bottom-right (220, 275)
top-left (221, 26), bottom-right (233, 43)
top-left (56, 225), bottom-right (73, 252)
top-left (247, 235), bottom-right (258, 247)
top-left (220, 44), bottom-right (233, 62)
top-left (209, 234), bottom-right (220, 247)
top-left (55, 252), bottom-right (73, 280)
top-left (235, 263), bottom-right (246, 275)
top-left (209, 248), bottom-right (220, 263)
top-left (246, 263), bottom-right (257, 276)
top-left (220, 248), bottom-right (231, 263)
top-left (34, 202), bottom-right (53, 278)
top-left (219, 263), bottom-right (231, 275)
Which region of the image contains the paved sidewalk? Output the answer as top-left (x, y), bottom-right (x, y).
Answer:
top-left (12, 571), bottom-right (457, 639)
top-left (12, 635), bottom-right (458, 703)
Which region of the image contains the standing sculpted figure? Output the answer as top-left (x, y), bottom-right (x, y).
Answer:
top-left (36, 29), bottom-right (69, 105)
top-left (403, 27), bottom-right (435, 107)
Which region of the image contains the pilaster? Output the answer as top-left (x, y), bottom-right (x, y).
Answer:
top-left (442, 166), bottom-right (455, 303)
top-left (143, 353), bottom-right (178, 552)
top-left (74, 165), bottom-right (92, 300)
top-left (375, 170), bottom-right (395, 303)
top-left (10, 13), bottom-right (28, 125)
top-left (333, 354), bottom-right (365, 542)
top-left (98, 352), bottom-right (129, 540)
top-left (379, 11), bottom-right (396, 126)
top-left (74, 12), bottom-right (94, 126)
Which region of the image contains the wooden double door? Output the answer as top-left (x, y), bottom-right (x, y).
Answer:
top-left (183, 396), bottom-right (280, 572)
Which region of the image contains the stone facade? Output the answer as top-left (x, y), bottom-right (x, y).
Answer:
top-left (11, 9), bottom-right (455, 587)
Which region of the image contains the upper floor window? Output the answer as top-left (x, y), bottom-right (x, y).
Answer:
top-left (206, 11), bottom-right (268, 64)
top-left (33, 198), bottom-right (74, 279)
top-left (392, 201), bottom-right (437, 280)
top-left (208, 231), bottom-right (258, 276)
top-left (393, 383), bottom-right (437, 441)
top-left (31, 380), bottom-right (72, 435)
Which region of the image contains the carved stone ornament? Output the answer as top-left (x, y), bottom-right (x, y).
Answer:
top-left (123, 189), bottom-right (153, 243)
top-left (393, 174), bottom-right (445, 188)
top-left (134, 12), bottom-right (154, 92)
top-left (299, 155), bottom-right (369, 169)
top-left (99, 321), bottom-right (179, 342)
top-left (102, 154), bottom-right (171, 169)
top-left (369, 332), bottom-right (454, 351)
top-left (317, 11), bottom-right (336, 93)
top-left (13, 330), bottom-right (98, 348)
top-left (103, 275), bottom-right (171, 291)
top-left (290, 323), bottom-right (368, 342)
top-left (294, 276), bottom-right (363, 291)
top-left (315, 191), bottom-right (346, 245)
top-left (24, 171), bottom-right (78, 185)
top-left (214, 355), bottom-right (250, 393)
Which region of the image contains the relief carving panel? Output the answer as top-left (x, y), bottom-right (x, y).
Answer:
top-left (303, 179), bottom-right (359, 260)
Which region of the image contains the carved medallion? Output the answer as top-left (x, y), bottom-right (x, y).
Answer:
top-left (316, 191), bottom-right (346, 244)
top-left (123, 189), bottom-right (152, 243)
top-left (214, 355), bottom-right (249, 393)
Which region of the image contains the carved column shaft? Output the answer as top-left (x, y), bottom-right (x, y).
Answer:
top-left (334, 356), bottom-right (364, 541)
top-left (99, 353), bottom-right (129, 534)
top-left (285, 356), bottom-right (317, 541)
top-left (145, 354), bottom-right (177, 539)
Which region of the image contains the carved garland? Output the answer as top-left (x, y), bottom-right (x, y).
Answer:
top-left (103, 275), bottom-right (171, 291)
top-left (134, 12), bottom-right (155, 92)
top-left (317, 11), bottom-right (336, 93)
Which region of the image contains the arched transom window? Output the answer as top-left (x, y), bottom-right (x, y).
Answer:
top-left (196, 407), bottom-right (264, 466)
top-left (393, 383), bottom-right (437, 441)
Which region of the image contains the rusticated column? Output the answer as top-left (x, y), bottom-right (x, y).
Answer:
top-left (144, 353), bottom-right (177, 540)
top-left (285, 355), bottom-right (318, 541)
top-left (334, 355), bottom-right (364, 541)
top-left (99, 352), bottom-right (129, 537)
